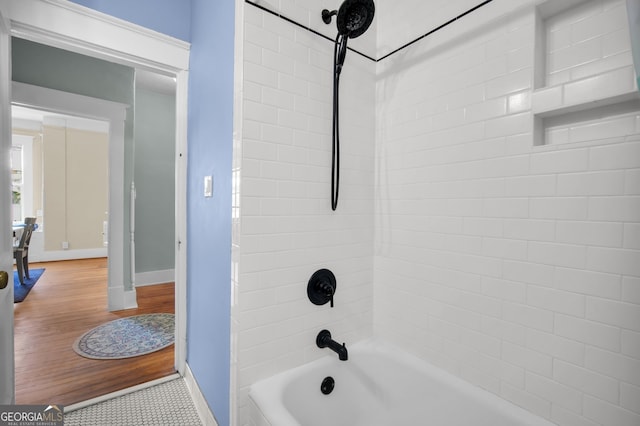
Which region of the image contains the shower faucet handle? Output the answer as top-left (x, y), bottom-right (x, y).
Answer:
top-left (307, 269), bottom-right (337, 308)
top-left (318, 280), bottom-right (335, 307)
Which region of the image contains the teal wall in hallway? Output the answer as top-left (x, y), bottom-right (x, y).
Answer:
top-left (134, 86), bottom-right (176, 274)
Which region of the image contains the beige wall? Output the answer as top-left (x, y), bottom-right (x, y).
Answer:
top-left (31, 134), bottom-right (43, 222)
top-left (42, 126), bottom-right (65, 250)
top-left (42, 125), bottom-right (108, 251)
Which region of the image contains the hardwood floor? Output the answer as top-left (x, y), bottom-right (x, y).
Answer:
top-left (14, 258), bottom-right (176, 406)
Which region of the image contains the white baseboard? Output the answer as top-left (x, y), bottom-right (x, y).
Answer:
top-left (24, 232), bottom-right (109, 262)
top-left (135, 268), bottom-right (175, 286)
top-left (108, 286), bottom-right (138, 311)
top-left (123, 289), bottom-right (138, 309)
top-left (29, 247), bottom-right (108, 263)
top-left (184, 363), bottom-right (218, 426)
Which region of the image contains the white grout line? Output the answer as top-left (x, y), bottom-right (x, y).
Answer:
top-left (64, 373), bottom-right (181, 413)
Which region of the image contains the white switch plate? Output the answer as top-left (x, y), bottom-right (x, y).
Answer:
top-left (204, 175), bottom-right (213, 197)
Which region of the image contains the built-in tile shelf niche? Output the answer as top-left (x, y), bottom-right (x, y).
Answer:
top-left (532, 0), bottom-right (640, 146)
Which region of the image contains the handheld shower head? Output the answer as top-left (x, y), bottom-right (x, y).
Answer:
top-left (336, 0), bottom-right (375, 38)
top-left (322, 0), bottom-right (375, 211)
top-left (322, 0), bottom-right (375, 39)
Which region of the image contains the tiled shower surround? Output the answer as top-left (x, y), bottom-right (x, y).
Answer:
top-left (232, 1), bottom-right (376, 423)
top-left (233, 0), bottom-right (640, 425)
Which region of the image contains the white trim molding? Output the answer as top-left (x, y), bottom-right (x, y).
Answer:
top-left (173, 68), bottom-right (189, 377)
top-left (0, 6), bottom-right (16, 405)
top-left (135, 269), bottom-right (175, 287)
top-left (28, 248), bottom-right (107, 263)
top-left (107, 285), bottom-right (138, 311)
top-left (184, 364), bottom-right (219, 426)
top-left (5, 0), bottom-right (189, 74)
top-left (12, 81), bottom-right (128, 120)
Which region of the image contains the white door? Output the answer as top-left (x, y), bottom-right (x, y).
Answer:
top-left (0, 8), bottom-right (15, 404)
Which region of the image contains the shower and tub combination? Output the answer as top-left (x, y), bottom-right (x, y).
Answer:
top-left (238, 0), bottom-right (640, 424)
top-left (250, 269), bottom-right (554, 426)
top-left (251, 269), bottom-right (555, 425)
top-left (247, 1), bottom-right (556, 424)
top-left (259, 268), bottom-right (550, 425)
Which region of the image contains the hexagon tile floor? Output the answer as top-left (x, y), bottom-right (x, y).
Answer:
top-left (64, 378), bottom-right (203, 426)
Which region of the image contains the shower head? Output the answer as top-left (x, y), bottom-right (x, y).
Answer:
top-left (337, 0), bottom-right (375, 38)
top-left (323, 0), bottom-right (375, 211)
top-left (322, 0), bottom-right (375, 39)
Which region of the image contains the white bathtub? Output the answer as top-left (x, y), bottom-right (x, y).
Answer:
top-left (248, 339), bottom-right (554, 426)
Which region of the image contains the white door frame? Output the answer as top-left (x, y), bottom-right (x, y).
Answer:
top-left (0, 6), bottom-right (15, 405)
top-left (1, 0), bottom-right (190, 378)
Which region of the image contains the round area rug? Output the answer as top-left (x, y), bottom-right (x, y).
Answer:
top-left (73, 313), bottom-right (174, 360)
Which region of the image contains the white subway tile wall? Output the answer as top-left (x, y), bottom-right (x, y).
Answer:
top-left (546, 0), bottom-right (632, 86)
top-left (236, 3), bottom-right (376, 424)
top-left (236, 0), bottom-right (640, 425)
top-left (539, 0), bottom-right (640, 148)
top-left (376, 1), bottom-right (640, 426)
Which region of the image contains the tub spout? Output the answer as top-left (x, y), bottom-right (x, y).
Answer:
top-left (316, 329), bottom-right (348, 361)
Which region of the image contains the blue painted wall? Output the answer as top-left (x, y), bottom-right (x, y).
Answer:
top-left (67, 1), bottom-right (234, 424)
top-left (186, 0), bottom-right (234, 425)
top-left (68, 0), bottom-right (191, 41)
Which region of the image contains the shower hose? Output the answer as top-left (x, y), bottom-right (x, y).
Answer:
top-left (331, 34), bottom-right (347, 211)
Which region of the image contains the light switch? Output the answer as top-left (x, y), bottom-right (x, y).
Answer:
top-left (204, 175), bottom-right (213, 197)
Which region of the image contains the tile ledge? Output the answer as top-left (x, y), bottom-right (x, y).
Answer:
top-left (532, 65), bottom-right (640, 118)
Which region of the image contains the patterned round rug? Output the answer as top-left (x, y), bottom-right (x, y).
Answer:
top-left (73, 313), bottom-right (174, 360)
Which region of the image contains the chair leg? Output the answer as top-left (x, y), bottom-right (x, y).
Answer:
top-left (16, 260), bottom-right (25, 285)
top-left (23, 257), bottom-right (30, 280)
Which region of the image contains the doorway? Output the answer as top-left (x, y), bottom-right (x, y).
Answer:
top-left (11, 78), bottom-right (178, 406)
top-left (12, 80), bottom-right (132, 310)
top-left (1, 0), bottom-right (189, 406)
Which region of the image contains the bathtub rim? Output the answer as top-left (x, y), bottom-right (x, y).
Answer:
top-left (249, 354), bottom-right (336, 426)
top-left (248, 337), bottom-right (556, 426)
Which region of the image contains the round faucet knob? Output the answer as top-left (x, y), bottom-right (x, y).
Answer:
top-left (308, 269), bottom-right (337, 307)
